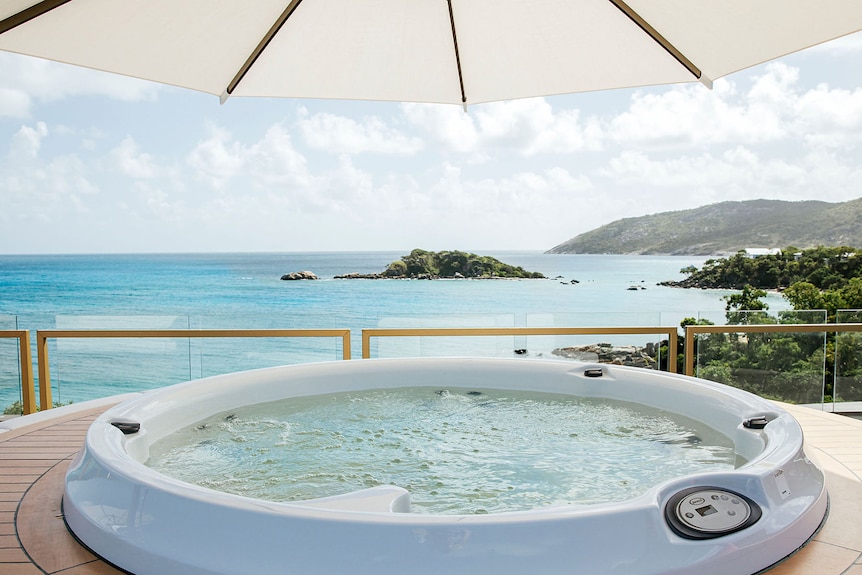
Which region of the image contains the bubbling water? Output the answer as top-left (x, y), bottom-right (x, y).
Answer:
top-left (146, 387), bottom-right (737, 514)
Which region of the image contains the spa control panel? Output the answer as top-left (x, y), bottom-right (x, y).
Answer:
top-left (665, 487), bottom-right (762, 539)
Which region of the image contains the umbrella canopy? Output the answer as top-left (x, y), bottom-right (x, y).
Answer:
top-left (2, 0), bottom-right (862, 107)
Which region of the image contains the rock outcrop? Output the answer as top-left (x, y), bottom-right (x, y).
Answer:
top-left (280, 271), bottom-right (319, 281)
top-left (552, 342), bottom-right (660, 369)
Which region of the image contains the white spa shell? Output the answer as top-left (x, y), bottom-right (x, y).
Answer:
top-left (64, 358), bottom-right (827, 575)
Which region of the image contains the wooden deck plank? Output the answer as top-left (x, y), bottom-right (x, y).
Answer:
top-left (0, 563), bottom-right (44, 575)
top-left (0, 547), bottom-right (29, 562)
top-left (2, 442), bottom-right (86, 449)
top-left (0, 476), bottom-right (41, 485)
top-left (0, 453), bottom-right (80, 460)
top-left (0, 471), bottom-right (53, 481)
top-left (0, 458), bottom-right (59, 466)
top-left (0, 466), bottom-right (48, 474)
top-left (0, 485), bottom-right (28, 495)
top-left (0, 501), bottom-right (20, 513)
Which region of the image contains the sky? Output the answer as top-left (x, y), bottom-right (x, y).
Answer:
top-left (1, 33), bottom-right (861, 255)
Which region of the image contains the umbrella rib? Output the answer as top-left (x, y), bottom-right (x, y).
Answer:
top-left (0, 0), bottom-right (73, 36)
top-left (608, 0), bottom-right (711, 87)
top-left (223, 0), bottom-right (305, 102)
top-left (447, 0), bottom-right (468, 108)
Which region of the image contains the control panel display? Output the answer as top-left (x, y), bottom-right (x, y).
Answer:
top-left (665, 487), bottom-right (762, 539)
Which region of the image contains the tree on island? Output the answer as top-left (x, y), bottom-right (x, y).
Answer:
top-left (670, 245), bottom-right (862, 293)
top-left (375, 249), bottom-right (545, 279)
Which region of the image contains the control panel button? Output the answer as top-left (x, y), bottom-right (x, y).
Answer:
top-left (665, 487), bottom-right (762, 540)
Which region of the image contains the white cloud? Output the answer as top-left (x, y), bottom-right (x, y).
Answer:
top-left (187, 124), bottom-right (250, 190)
top-left (185, 123), bottom-right (383, 219)
top-left (187, 123), bottom-right (312, 195)
top-left (794, 84), bottom-right (862, 148)
top-left (0, 87), bottom-right (32, 119)
top-left (111, 137), bottom-right (158, 179)
top-left (245, 125), bottom-right (312, 192)
top-left (401, 103), bottom-right (481, 154)
top-left (423, 164), bottom-right (593, 235)
top-left (0, 149), bottom-right (99, 233)
top-left (609, 70), bottom-right (789, 149)
top-left (321, 154), bottom-right (375, 208)
top-left (605, 60), bottom-right (862, 165)
top-left (402, 98), bottom-right (603, 157)
top-left (595, 143), bottom-right (847, 213)
top-left (794, 149), bottom-right (862, 202)
top-left (10, 122), bottom-right (48, 159)
top-left (414, 165), bottom-right (594, 248)
top-left (298, 110), bottom-right (423, 155)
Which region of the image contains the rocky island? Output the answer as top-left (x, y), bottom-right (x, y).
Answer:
top-left (335, 249), bottom-right (546, 280)
top-left (280, 271), bottom-right (319, 281)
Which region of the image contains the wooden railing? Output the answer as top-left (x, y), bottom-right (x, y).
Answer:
top-left (8, 322), bottom-right (862, 415)
top-left (362, 326), bottom-right (678, 370)
top-left (32, 329), bottom-right (351, 414)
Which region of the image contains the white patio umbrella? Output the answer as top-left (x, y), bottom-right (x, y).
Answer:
top-left (1, 0), bottom-right (861, 108)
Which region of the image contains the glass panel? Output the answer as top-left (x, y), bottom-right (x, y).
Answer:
top-left (694, 310), bottom-right (827, 405)
top-left (834, 310), bottom-right (862, 404)
top-left (50, 316), bottom-right (193, 404)
top-left (0, 315), bottom-right (22, 416)
top-left (372, 314), bottom-right (516, 358)
top-left (526, 312), bottom-right (669, 369)
top-left (194, 314), bottom-right (347, 376)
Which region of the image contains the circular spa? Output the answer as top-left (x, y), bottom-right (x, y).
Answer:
top-left (64, 358), bottom-right (827, 575)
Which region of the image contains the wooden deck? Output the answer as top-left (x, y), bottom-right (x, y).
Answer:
top-left (1, 403), bottom-right (861, 575)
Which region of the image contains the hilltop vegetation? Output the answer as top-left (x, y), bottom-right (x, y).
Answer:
top-left (666, 246), bottom-right (862, 403)
top-left (547, 199), bottom-right (862, 255)
top-left (664, 245), bottom-right (862, 318)
top-left (666, 245), bottom-right (862, 289)
top-left (337, 249), bottom-right (545, 279)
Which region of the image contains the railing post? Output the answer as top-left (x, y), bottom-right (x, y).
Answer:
top-left (342, 330), bottom-right (351, 360)
top-left (18, 330), bottom-right (36, 415)
top-left (362, 330), bottom-right (372, 359)
top-left (684, 326), bottom-right (695, 377)
top-left (667, 330), bottom-right (678, 374)
top-left (36, 331), bottom-right (53, 411)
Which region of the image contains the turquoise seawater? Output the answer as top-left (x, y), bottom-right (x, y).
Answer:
top-left (0, 252), bottom-right (790, 407)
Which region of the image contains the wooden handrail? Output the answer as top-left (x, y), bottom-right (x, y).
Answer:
top-left (362, 326), bottom-right (678, 372)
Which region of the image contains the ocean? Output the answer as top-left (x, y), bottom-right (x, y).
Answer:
top-left (0, 252), bottom-right (791, 408)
